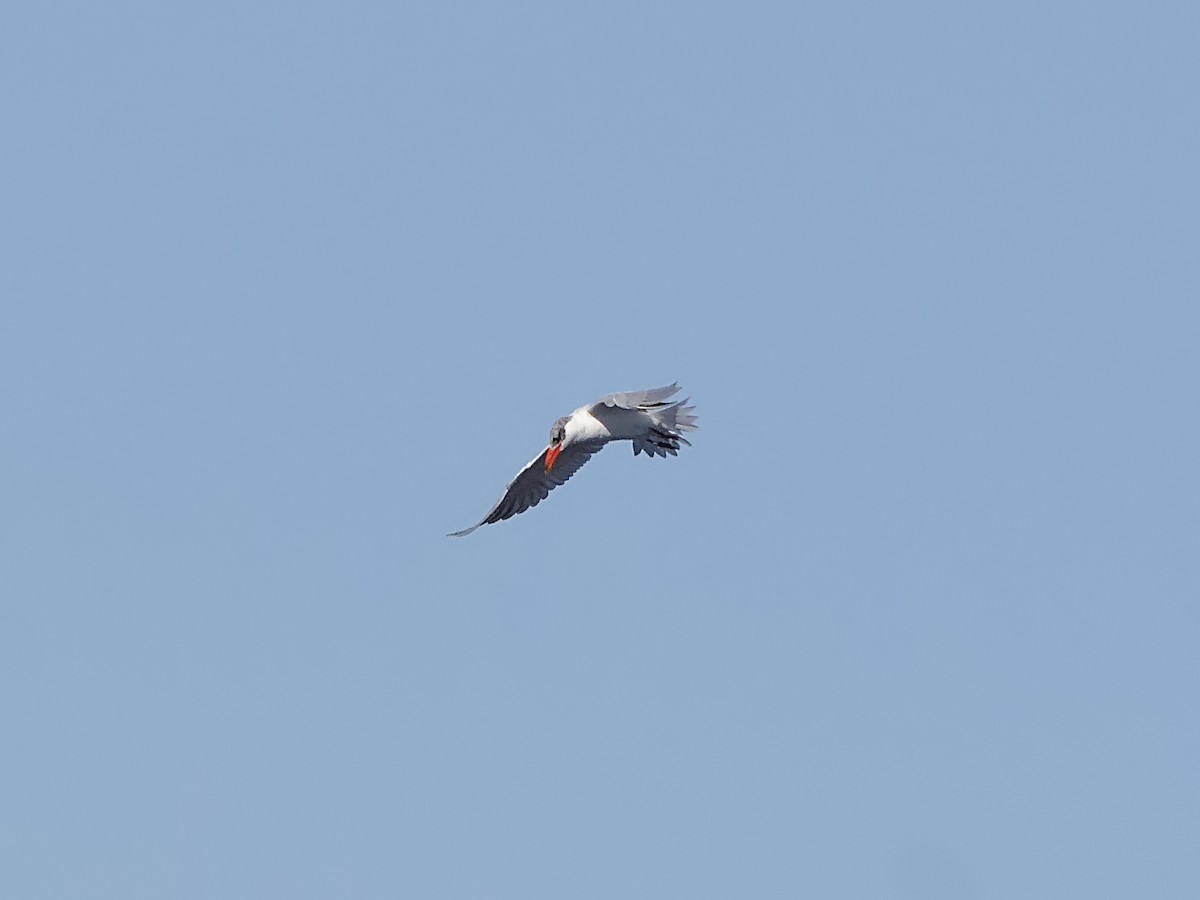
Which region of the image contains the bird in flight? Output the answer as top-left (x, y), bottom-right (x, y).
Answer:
top-left (448, 383), bottom-right (699, 536)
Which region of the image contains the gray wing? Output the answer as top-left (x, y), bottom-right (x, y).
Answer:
top-left (448, 442), bottom-right (604, 536)
top-left (595, 383), bottom-right (682, 410)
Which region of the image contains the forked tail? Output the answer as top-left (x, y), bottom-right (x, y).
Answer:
top-left (632, 397), bottom-right (699, 458)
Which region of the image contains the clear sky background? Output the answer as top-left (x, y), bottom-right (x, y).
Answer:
top-left (3, 2), bottom-right (1198, 898)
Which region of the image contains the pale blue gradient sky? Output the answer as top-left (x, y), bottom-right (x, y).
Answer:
top-left (3, 3), bottom-right (1198, 898)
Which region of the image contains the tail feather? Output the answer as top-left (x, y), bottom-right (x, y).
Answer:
top-left (632, 398), bottom-right (699, 458)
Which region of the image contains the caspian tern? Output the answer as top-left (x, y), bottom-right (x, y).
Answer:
top-left (448, 383), bottom-right (699, 536)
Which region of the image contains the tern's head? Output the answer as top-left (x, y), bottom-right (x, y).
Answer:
top-left (549, 417), bottom-right (569, 447)
top-left (545, 417), bottom-right (570, 474)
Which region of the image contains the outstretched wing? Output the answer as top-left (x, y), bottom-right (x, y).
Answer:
top-left (596, 383), bottom-right (682, 411)
top-left (448, 442), bottom-right (604, 537)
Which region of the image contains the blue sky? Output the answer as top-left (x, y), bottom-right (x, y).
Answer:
top-left (3, 2), bottom-right (1198, 897)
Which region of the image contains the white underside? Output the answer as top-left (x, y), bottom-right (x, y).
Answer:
top-left (565, 405), bottom-right (651, 444)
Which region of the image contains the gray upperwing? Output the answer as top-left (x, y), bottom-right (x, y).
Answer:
top-left (596, 383), bottom-right (681, 411)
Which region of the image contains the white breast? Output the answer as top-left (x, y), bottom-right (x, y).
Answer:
top-left (568, 404), bottom-right (650, 443)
